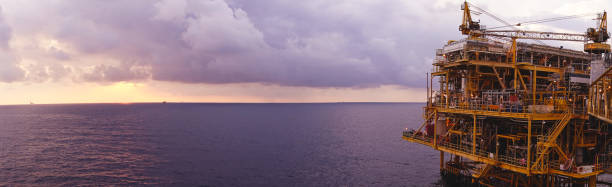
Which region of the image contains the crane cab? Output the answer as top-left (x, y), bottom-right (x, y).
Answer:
top-left (584, 11), bottom-right (610, 54)
top-left (584, 42), bottom-right (610, 54)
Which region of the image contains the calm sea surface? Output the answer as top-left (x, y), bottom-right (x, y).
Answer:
top-left (0, 103), bottom-right (444, 186)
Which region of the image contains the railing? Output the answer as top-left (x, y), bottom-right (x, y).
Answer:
top-left (549, 160), bottom-right (565, 172)
top-left (589, 65), bottom-right (612, 122)
top-left (532, 111), bottom-right (572, 171)
top-left (437, 141), bottom-right (528, 167)
top-left (444, 162), bottom-right (474, 177)
top-left (431, 97), bottom-right (569, 114)
top-left (402, 131), bottom-right (433, 144)
top-left (473, 164), bottom-right (492, 178)
top-left (597, 154), bottom-right (612, 172)
top-left (537, 110), bottom-right (572, 143)
top-left (404, 130), bottom-right (600, 175)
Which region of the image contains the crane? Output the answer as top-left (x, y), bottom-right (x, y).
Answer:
top-left (585, 12), bottom-right (610, 53)
top-left (458, 1), bottom-right (611, 99)
top-left (459, 1), bottom-right (481, 37)
top-left (459, 2), bottom-right (610, 55)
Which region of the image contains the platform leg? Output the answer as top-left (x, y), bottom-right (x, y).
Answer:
top-left (440, 151), bottom-right (444, 172)
top-left (588, 175), bottom-right (597, 187)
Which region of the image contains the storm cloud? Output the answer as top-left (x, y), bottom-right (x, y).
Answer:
top-left (0, 0), bottom-right (598, 87)
top-left (0, 6), bottom-right (23, 82)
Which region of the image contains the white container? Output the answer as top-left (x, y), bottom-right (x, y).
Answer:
top-left (576, 165), bottom-right (593, 174)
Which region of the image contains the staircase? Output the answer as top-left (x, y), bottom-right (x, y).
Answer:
top-left (472, 164), bottom-right (492, 178)
top-left (532, 111), bottom-right (572, 171)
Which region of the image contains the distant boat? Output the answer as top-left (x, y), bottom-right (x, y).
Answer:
top-left (162, 101), bottom-right (167, 104)
top-left (29, 101), bottom-right (34, 105)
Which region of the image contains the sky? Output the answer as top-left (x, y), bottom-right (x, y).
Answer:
top-left (0, 0), bottom-right (608, 104)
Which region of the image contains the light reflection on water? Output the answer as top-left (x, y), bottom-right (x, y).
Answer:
top-left (0, 103), bottom-right (445, 186)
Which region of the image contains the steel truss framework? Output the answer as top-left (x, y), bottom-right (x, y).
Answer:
top-left (403, 38), bottom-right (612, 186)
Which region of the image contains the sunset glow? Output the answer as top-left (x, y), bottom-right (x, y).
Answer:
top-left (0, 0), bottom-right (603, 104)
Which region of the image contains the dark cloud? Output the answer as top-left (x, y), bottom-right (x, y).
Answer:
top-left (0, 6), bottom-right (24, 82)
top-left (2, 0), bottom-right (466, 87)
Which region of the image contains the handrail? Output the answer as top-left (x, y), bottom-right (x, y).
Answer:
top-left (532, 110), bottom-right (572, 171)
top-left (472, 164), bottom-right (493, 178)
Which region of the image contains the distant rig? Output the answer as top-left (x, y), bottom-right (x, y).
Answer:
top-left (403, 2), bottom-right (612, 186)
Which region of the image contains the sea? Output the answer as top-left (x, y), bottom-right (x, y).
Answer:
top-left (0, 103), bottom-right (446, 186)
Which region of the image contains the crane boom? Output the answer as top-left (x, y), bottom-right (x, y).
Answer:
top-left (473, 30), bottom-right (586, 42)
top-left (459, 1), bottom-right (480, 36)
top-left (460, 2), bottom-right (609, 54)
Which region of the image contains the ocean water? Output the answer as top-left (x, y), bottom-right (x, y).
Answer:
top-left (0, 103), bottom-right (443, 186)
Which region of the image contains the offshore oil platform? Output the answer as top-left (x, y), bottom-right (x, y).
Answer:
top-left (403, 2), bottom-right (612, 186)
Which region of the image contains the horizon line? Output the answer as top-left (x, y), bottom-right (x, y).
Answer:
top-left (0, 101), bottom-right (426, 106)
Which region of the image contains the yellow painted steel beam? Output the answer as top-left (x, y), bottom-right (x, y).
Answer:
top-left (437, 107), bottom-right (529, 118)
top-left (473, 114), bottom-right (477, 155)
top-left (492, 66), bottom-right (507, 90)
top-left (436, 146), bottom-right (533, 175)
top-left (403, 131), bottom-right (600, 178)
top-left (576, 143), bottom-right (597, 147)
top-left (549, 169), bottom-right (602, 178)
top-left (553, 143), bottom-right (569, 161)
top-left (533, 68), bottom-right (537, 106)
top-left (497, 134), bottom-right (525, 141)
top-left (478, 72), bottom-right (498, 76)
top-left (442, 61), bottom-right (467, 68)
top-left (445, 72), bottom-right (449, 107)
top-left (518, 69), bottom-right (529, 91)
top-left (533, 90), bottom-right (572, 94)
top-left (402, 136), bottom-right (433, 147)
top-left (432, 71), bottom-right (448, 76)
top-left (472, 164), bottom-right (492, 178)
top-left (415, 111), bottom-right (435, 135)
top-left (516, 63), bottom-right (563, 73)
top-left (448, 129), bottom-right (468, 135)
top-left (433, 111), bottom-right (438, 149)
top-left (589, 112), bottom-right (612, 124)
top-left (444, 60), bottom-right (566, 74)
top-left (527, 117), bottom-right (531, 175)
top-left (435, 107), bottom-right (565, 120)
top-left (463, 60), bottom-right (513, 68)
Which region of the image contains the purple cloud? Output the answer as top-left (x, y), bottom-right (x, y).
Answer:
top-left (0, 0), bottom-right (465, 87)
top-left (0, 6), bottom-right (23, 82)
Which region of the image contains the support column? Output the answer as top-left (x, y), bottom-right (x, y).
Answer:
top-left (434, 111), bottom-right (438, 149)
top-left (595, 84), bottom-right (599, 114)
top-left (533, 68), bottom-right (537, 107)
top-left (589, 86), bottom-right (593, 113)
top-left (527, 116), bottom-right (532, 175)
top-left (446, 73), bottom-right (449, 107)
top-left (473, 114), bottom-right (477, 154)
top-left (528, 175), bottom-right (532, 186)
top-left (431, 74), bottom-right (434, 107)
top-left (440, 151), bottom-right (444, 172)
top-left (512, 38), bottom-right (518, 90)
top-left (514, 67), bottom-right (518, 90)
top-left (588, 175), bottom-right (597, 187)
top-left (427, 73), bottom-right (430, 107)
top-left (605, 79), bottom-right (608, 118)
top-left (599, 83), bottom-right (602, 115)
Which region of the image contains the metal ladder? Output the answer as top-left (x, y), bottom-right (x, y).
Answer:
top-left (532, 111), bottom-right (572, 171)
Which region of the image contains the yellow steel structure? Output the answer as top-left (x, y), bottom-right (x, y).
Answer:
top-left (403, 2), bottom-right (612, 186)
top-left (589, 66), bottom-right (612, 124)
